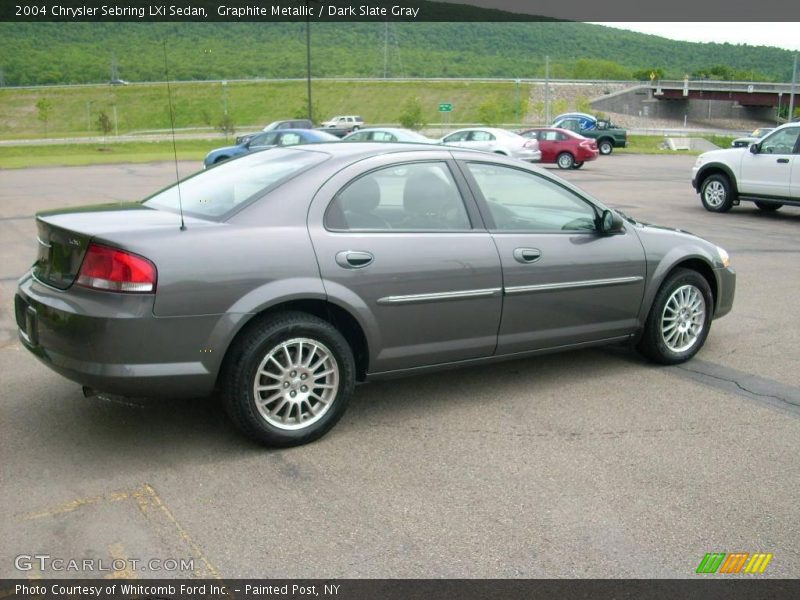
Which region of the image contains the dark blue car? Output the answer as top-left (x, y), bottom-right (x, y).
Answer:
top-left (203, 129), bottom-right (340, 168)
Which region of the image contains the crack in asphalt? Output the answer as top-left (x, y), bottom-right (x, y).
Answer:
top-left (672, 359), bottom-right (800, 417)
top-left (678, 364), bottom-right (800, 407)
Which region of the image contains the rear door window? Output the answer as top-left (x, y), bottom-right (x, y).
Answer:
top-left (326, 162), bottom-right (472, 231)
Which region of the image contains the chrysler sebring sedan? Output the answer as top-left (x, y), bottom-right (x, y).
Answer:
top-left (16, 143), bottom-right (735, 447)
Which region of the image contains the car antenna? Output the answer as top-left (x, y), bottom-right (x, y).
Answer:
top-left (162, 39), bottom-right (186, 231)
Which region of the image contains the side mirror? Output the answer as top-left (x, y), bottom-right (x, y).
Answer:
top-left (599, 209), bottom-right (625, 235)
top-left (749, 143), bottom-right (760, 154)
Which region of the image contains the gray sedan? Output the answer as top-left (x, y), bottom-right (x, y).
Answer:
top-left (15, 143), bottom-right (735, 447)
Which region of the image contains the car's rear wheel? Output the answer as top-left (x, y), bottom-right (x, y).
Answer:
top-left (637, 268), bottom-right (713, 365)
top-left (754, 201), bottom-right (782, 212)
top-left (572, 161), bottom-right (584, 169)
top-left (557, 152), bottom-right (575, 169)
top-left (700, 174), bottom-right (734, 212)
top-left (598, 139), bottom-right (614, 155)
top-left (221, 311), bottom-right (355, 447)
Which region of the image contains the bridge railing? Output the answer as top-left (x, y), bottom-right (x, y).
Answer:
top-left (652, 80), bottom-right (794, 93)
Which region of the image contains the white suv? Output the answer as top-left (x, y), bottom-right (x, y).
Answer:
top-left (692, 122), bottom-right (800, 213)
top-left (320, 115), bottom-right (364, 130)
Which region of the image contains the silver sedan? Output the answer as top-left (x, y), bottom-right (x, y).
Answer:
top-left (342, 127), bottom-right (435, 143)
top-left (439, 127), bottom-right (541, 162)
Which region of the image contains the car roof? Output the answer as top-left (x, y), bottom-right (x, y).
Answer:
top-left (447, 127), bottom-right (516, 135)
top-left (524, 126), bottom-right (582, 136)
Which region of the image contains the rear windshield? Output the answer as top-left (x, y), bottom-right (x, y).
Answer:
top-left (143, 148), bottom-right (329, 220)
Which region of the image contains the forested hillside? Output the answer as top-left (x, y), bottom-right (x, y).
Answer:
top-left (0, 21), bottom-right (794, 86)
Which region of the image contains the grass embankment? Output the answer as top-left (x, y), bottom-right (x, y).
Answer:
top-left (0, 134), bottom-right (740, 168)
top-left (617, 135), bottom-right (736, 155)
top-left (0, 79), bottom-right (528, 139)
top-left (0, 140), bottom-right (213, 168)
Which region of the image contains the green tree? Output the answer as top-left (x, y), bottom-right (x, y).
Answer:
top-left (35, 98), bottom-right (52, 134)
top-left (398, 97), bottom-right (425, 130)
top-left (477, 100), bottom-right (502, 126)
top-left (217, 114), bottom-right (235, 139)
top-left (97, 110), bottom-right (112, 142)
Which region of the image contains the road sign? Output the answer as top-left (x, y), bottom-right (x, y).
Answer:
top-left (438, 103), bottom-right (453, 112)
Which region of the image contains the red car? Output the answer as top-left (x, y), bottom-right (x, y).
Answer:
top-left (519, 127), bottom-right (599, 169)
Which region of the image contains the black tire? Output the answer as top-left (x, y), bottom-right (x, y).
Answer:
top-left (700, 173), bottom-right (735, 213)
top-left (637, 268), bottom-right (714, 365)
top-left (221, 311), bottom-right (355, 447)
top-left (556, 152), bottom-right (575, 169)
top-left (572, 161), bottom-right (584, 169)
top-left (352, 125), bottom-right (360, 131)
top-left (214, 156), bottom-right (229, 164)
top-left (754, 201), bottom-right (782, 212)
top-left (598, 139), bottom-right (614, 155)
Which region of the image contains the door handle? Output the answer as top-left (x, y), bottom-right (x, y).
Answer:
top-left (335, 250), bottom-right (374, 269)
top-left (777, 158), bottom-right (790, 164)
top-left (513, 248), bottom-right (542, 263)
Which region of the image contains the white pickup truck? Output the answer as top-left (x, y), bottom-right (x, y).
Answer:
top-left (692, 122), bottom-right (800, 213)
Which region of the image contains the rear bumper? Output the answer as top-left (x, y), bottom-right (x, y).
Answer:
top-left (15, 274), bottom-right (222, 398)
top-left (713, 266), bottom-right (736, 320)
top-left (516, 149), bottom-right (542, 162)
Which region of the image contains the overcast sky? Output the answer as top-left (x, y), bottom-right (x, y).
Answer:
top-left (591, 23), bottom-right (800, 52)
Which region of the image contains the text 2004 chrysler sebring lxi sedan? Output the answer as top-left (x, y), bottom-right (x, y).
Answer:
top-left (15, 144), bottom-right (735, 447)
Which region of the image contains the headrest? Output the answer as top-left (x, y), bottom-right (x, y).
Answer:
top-left (403, 172), bottom-right (452, 215)
top-left (342, 177), bottom-right (381, 214)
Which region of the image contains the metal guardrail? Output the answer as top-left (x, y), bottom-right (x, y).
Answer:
top-left (652, 80), bottom-right (796, 93)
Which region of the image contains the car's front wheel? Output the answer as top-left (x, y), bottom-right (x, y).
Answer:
top-left (557, 152), bottom-right (575, 169)
top-left (754, 201), bottom-right (782, 212)
top-left (221, 311), bottom-right (355, 447)
top-left (700, 174), bottom-right (734, 212)
top-left (637, 268), bottom-right (713, 365)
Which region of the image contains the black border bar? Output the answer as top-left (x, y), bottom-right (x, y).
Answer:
top-left (3, 0), bottom-right (800, 22)
top-left (4, 579), bottom-right (800, 600)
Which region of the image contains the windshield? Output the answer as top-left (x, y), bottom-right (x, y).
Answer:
top-left (143, 148), bottom-right (329, 220)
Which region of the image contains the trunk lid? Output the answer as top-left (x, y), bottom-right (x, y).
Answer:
top-left (32, 203), bottom-right (206, 289)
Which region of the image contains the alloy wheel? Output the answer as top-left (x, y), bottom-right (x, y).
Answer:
top-left (660, 285), bottom-right (706, 353)
top-left (252, 338), bottom-right (340, 430)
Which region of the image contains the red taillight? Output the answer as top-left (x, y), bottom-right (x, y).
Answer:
top-left (580, 140), bottom-right (594, 148)
top-left (76, 243), bottom-right (157, 293)
top-left (523, 140), bottom-right (538, 149)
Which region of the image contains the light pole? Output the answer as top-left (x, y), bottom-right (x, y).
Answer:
top-left (222, 80), bottom-right (229, 141)
top-left (305, 1), bottom-right (313, 123)
top-left (789, 54), bottom-right (797, 122)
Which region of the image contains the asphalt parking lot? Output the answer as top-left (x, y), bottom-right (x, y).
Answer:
top-left (1, 154), bottom-right (799, 579)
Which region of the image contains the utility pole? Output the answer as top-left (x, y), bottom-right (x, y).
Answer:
top-left (383, 22), bottom-right (389, 79)
top-left (544, 55), bottom-right (550, 125)
top-left (305, 1), bottom-right (313, 123)
top-left (789, 54), bottom-right (797, 122)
